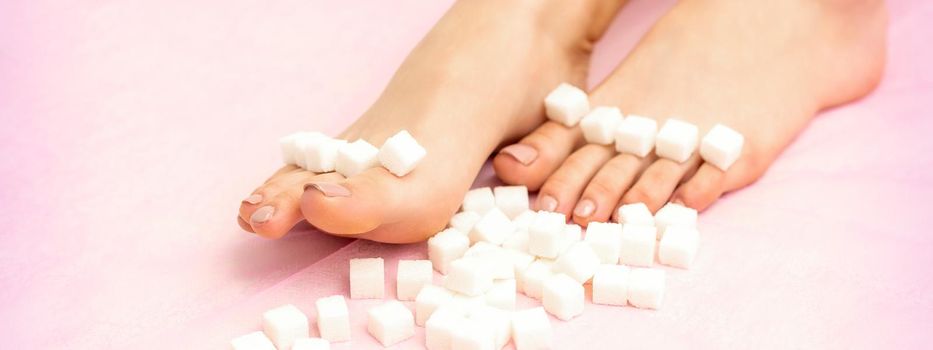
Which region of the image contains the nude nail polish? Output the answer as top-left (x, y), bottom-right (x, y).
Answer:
top-left (304, 182), bottom-right (351, 197)
top-left (243, 194), bottom-right (262, 205)
top-left (574, 199), bottom-right (595, 218)
top-left (499, 144), bottom-right (538, 165)
top-left (250, 206), bottom-right (274, 224)
top-left (538, 195), bottom-right (558, 212)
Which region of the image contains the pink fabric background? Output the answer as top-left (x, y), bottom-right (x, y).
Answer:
top-left (2, 0), bottom-right (931, 348)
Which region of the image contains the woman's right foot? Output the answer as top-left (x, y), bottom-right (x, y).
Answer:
top-left (238, 0), bottom-right (625, 242)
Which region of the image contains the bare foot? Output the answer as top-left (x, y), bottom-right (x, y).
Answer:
top-left (494, 0), bottom-right (887, 226)
top-left (238, 0), bottom-right (625, 242)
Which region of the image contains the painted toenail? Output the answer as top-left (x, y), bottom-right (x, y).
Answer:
top-left (304, 182), bottom-right (351, 197)
top-left (243, 194), bottom-right (263, 205)
top-left (538, 195), bottom-right (558, 212)
top-left (250, 206), bottom-right (275, 224)
top-left (499, 144), bottom-right (538, 165)
top-left (573, 199), bottom-right (595, 218)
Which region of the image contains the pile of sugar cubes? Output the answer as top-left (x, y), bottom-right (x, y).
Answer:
top-left (279, 129), bottom-right (427, 177)
top-left (546, 82), bottom-right (745, 170)
top-left (233, 184), bottom-right (701, 349)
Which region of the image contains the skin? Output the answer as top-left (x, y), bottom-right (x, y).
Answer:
top-left (239, 0), bottom-right (887, 241)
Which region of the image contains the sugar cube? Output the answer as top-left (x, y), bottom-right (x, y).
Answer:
top-left (628, 268), bottom-right (665, 309)
top-left (377, 130), bottom-right (427, 176)
top-left (562, 223), bottom-right (582, 243)
top-left (397, 259), bottom-right (433, 301)
top-left (469, 305), bottom-right (513, 349)
top-left (305, 137), bottom-right (347, 173)
top-left (231, 331), bottom-right (276, 350)
top-left (511, 307), bottom-right (552, 350)
top-left (293, 133), bottom-right (328, 169)
top-left (510, 210), bottom-right (536, 232)
top-left (484, 279), bottom-right (517, 311)
top-left (335, 139), bottom-right (380, 177)
top-left (451, 317), bottom-right (497, 350)
top-left (616, 202), bottom-right (654, 226)
top-left (552, 242), bottom-right (600, 284)
top-left (462, 187), bottom-right (496, 214)
top-left (449, 211), bottom-right (482, 234)
top-left (658, 225), bottom-right (700, 269)
top-left (528, 211), bottom-right (566, 258)
top-left (655, 118), bottom-right (699, 163)
top-left (315, 295), bottom-right (351, 342)
top-left (280, 132), bottom-right (323, 166)
top-left (542, 273), bottom-right (585, 321)
top-left (580, 106), bottom-right (625, 145)
top-left (415, 285), bottom-right (455, 326)
top-left (493, 186), bottom-right (529, 219)
top-left (502, 249), bottom-right (535, 277)
top-left (614, 115), bottom-right (658, 157)
top-left (544, 83), bottom-right (590, 127)
top-left (700, 123), bottom-right (744, 171)
top-left (444, 258), bottom-right (494, 296)
top-left (261, 304), bottom-right (309, 349)
top-left (367, 300), bottom-right (415, 347)
top-left (429, 228), bottom-right (470, 274)
top-left (448, 293), bottom-right (487, 314)
top-left (469, 208), bottom-right (515, 245)
top-left (349, 258), bottom-right (384, 299)
top-left (425, 307), bottom-right (466, 350)
top-left (501, 229), bottom-right (530, 253)
top-left (520, 259), bottom-right (554, 299)
top-left (583, 222), bottom-right (623, 264)
top-left (463, 243), bottom-right (514, 280)
top-left (619, 225), bottom-right (657, 267)
top-left (654, 202), bottom-right (698, 240)
top-left (592, 264), bottom-right (631, 306)
top-left (291, 338), bottom-right (330, 350)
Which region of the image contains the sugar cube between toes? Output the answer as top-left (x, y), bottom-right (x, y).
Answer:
top-left (280, 132), bottom-right (324, 166)
top-left (654, 202), bottom-right (697, 240)
top-left (580, 106), bottom-right (625, 145)
top-left (700, 123), bottom-right (744, 171)
top-left (261, 304), bottom-right (309, 349)
top-left (544, 83), bottom-right (590, 127)
top-left (305, 137), bottom-right (347, 173)
top-left (335, 139), bottom-right (380, 177)
top-left (592, 264), bottom-right (630, 306)
top-left (350, 258), bottom-right (384, 299)
top-left (378, 130), bottom-right (427, 176)
top-left (552, 242), bottom-right (600, 284)
top-left (444, 258), bottom-right (494, 296)
top-left (231, 331), bottom-right (276, 350)
top-left (628, 268), bottom-right (665, 310)
top-left (619, 225), bottom-right (657, 267)
top-left (542, 273), bottom-right (585, 321)
top-left (528, 211), bottom-right (567, 258)
top-left (658, 225), bottom-right (700, 269)
top-left (397, 259), bottom-right (433, 301)
top-left (429, 228), bottom-right (470, 274)
top-left (511, 307), bottom-right (552, 350)
top-left (415, 285), bottom-right (455, 326)
top-left (583, 222), bottom-right (623, 264)
top-left (291, 338), bottom-right (330, 350)
top-left (614, 115), bottom-right (658, 157)
top-left (616, 202), bottom-right (654, 226)
top-left (462, 187), bottom-right (496, 214)
top-left (655, 118), bottom-right (699, 163)
top-left (493, 185), bottom-right (529, 219)
top-left (315, 295), bottom-right (351, 342)
top-left (367, 300), bottom-right (415, 347)
top-left (469, 208), bottom-right (515, 245)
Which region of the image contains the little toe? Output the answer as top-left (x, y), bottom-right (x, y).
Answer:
top-left (535, 144), bottom-right (616, 216)
top-left (621, 156), bottom-right (702, 212)
top-left (493, 121), bottom-right (585, 190)
top-left (572, 153), bottom-right (654, 226)
top-left (671, 163), bottom-right (729, 211)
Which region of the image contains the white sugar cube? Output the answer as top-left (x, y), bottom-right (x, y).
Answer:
top-left (429, 228), bottom-right (470, 274)
top-left (484, 279), bottom-right (517, 311)
top-left (448, 293), bottom-right (487, 314)
top-left (463, 243), bottom-right (514, 280)
top-left (469, 305), bottom-right (513, 349)
top-left (335, 139), bottom-right (379, 177)
top-left (280, 132), bottom-right (324, 166)
top-left (469, 208), bottom-right (515, 246)
top-left (231, 331), bottom-right (276, 350)
top-left (502, 249), bottom-right (535, 278)
top-left (619, 225), bottom-right (657, 267)
top-left (654, 202), bottom-right (698, 240)
top-left (580, 106), bottom-right (625, 145)
top-left (261, 304), bottom-right (309, 349)
top-left (444, 258), bottom-right (494, 296)
top-left (501, 229), bottom-right (530, 253)
top-left (700, 123), bottom-right (744, 171)
top-left (510, 210), bottom-right (536, 232)
top-left (511, 307), bottom-right (552, 350)
top-left (378, 130), bottom-right (427, 176)
top-left (463, 241), bottom-right (500, 258)
top-left (583, 222), bottom-right (623, 264)
top-left (349, 258), bottom-right (384, 299)
top-left (451, 317), bottom-right (497, 350)
top-left (614, 115), bottom-right (658, 157)
top-left (494, 186), bottom-right (529, 219)
top-left (592, 264), bottom-right (630, 306)
top-left (528, 211), bottom-right (566, 258)
top-left (462, 187), bottom-right (496, 214)
top-left (628, 268), bottom-right (665, 309)
top-left (415, 285), bottom-right (455, 326)
top-left (552, 242), bottom-right (600, 284)
top-left (367, 300), bottom-right (415, 347)
top-left (542, 273), bottom-right (585, 321)
top-left (449, 211), bottom-right (482, 234)
top-left (658, 226), bottom-right (700, 269)
top-left (397, 260), bottom-right (434, 301)
top-left (305, 137), bottom-right (347, 173)
top-left (291, 338), bottom-right (330, 350)
top-left (293, 133), bottom-right (328, 169)
top-left (555, 224), bottom-right (582, 258)
top-left (520, 259), bottom-right (554, 299)
top-left (616, 202), bottom-right (654, 226)
top-left (315, 295), bottom-right (351, 342)
top-left (655, 118), bottom-right (699, 163)
top-left (544, 83), bottom-right (590, 127)
top-left (425, 307), bottom-right (466, 350)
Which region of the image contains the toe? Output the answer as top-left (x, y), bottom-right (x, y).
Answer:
top-left (572, 153), bottom-right (653, 226)
top-left (621, 156), bottom-right (702, 212)
top-left (239, 169), bottom-right (325, 239)
top-left (535, 144), bottom-right (616, 216)
top-left (493, 121), bottom-right (585, 191)
top-left (671, 163), bottom-right (728, 211)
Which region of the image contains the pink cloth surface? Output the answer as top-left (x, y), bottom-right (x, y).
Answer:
top-left (2, 0), bottom-right (931, 348)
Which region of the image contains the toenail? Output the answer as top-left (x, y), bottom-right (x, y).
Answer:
top-left (538, 195), bottom-right (558, 212)
top-left (243, 194), bottom-right (263, 205)
top-left (573, 199), bottom-right (595, 218)
top-left (250, 206), bottom-right (275, 224)
top-left (304, 182), bottom-right (351, 197)
top-left (499, 144), bottom-right (538, 165)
